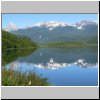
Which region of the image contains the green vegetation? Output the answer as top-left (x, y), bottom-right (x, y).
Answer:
top-left (2, 49), bottom-right (37, 66)
top-left (40, 42), bottom-right (86, 48)
top-left (38, 35), bottom-right (98, 48)
top-left (2, 30), bottom-right (98, 86)
top-left (47, 42), bottom-right (83, 46)
top-left (2, 30), bottom-right (38, 51)
top-left (2, 30), bottom-right (50, 86)
top-left (2, 30), bottom-right (38, 66)
top-left (39, 42), bottom-right (82, 48)
top-left (2, 68), bottom-right (49, 86)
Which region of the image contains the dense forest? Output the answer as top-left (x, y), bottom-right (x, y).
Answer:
top-left (2, 30), bottom-right (38, 51)
top-left (2, 30), bottom-right (38, 65)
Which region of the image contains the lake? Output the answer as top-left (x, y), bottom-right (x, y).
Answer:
top-left (2, 47), bottom-right (98, 86)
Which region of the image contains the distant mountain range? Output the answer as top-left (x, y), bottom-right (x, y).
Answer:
top-left (8, 20), bottom-right (98, 44)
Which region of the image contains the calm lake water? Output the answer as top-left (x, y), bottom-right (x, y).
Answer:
top-left (3, 47), bottom-right (98, 86)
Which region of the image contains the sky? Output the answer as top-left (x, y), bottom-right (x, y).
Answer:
top-left (2, 14), bottom-right (98, 29)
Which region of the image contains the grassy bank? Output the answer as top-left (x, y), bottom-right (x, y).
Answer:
top-left (2, 68), bottom-right (50, 86)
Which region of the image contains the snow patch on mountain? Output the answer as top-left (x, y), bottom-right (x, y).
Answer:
top-left (75, 20), bottom-right (98, 29)
top-left (33, 21), bottom-right (68, 30)
top-left (33, 20), bottom-right (98, 30)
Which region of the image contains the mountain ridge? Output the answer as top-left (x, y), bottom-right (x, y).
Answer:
top-left (4, 20), bottom-right (98, 31)
top-left (7, 20), bottom-right (98, 44)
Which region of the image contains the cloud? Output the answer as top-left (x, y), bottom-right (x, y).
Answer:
top-left (5, 22), bottom-right (18, 31)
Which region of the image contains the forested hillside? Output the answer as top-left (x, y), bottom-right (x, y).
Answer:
top-left (2, 30), bottom-right (38, 51)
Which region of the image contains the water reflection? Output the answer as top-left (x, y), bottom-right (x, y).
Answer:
top-left (2, 47), bottom-right (98, 86)
top-left (4, 58), bottom-right (98, 71)
top-left (34, 58), bottom-right (98, 70)
top-left (17, 47), bottom-right (98, 65)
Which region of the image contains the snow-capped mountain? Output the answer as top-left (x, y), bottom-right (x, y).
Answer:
top-left (5, 20), bottom-right (97, 31)
top-left (75, 20), bottom-right (98, 29)
top-left (10, 20), bottom-right (98, 44)
top-left (33, 20), bottom-right (98, 30)
top-left (33, 21), bottom-right (68, 30)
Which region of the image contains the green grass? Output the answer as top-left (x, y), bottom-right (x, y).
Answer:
top-left (2, 68), bottom-right (50, 86)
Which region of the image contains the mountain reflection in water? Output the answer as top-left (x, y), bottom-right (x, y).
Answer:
top-left (2, 47), bottom-right (98, 86)
top-left (4, 58), bottom-right (98, 71)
